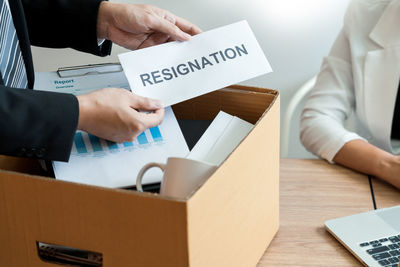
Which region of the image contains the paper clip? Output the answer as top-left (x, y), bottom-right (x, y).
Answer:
top-left (57, 63), bottom-right (123, 78)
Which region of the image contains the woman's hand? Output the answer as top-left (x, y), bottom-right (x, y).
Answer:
top-left (333, 140), bottom-right (400, 189)
top-left (378, 154), bottom-right (400, 188)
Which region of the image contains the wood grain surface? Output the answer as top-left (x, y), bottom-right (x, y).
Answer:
top-left (257, 159), bottom-right (380, 266)
top-left (370, 174), bottom-right (400, 209)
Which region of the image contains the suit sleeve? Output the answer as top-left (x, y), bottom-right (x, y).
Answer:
top-left (0, 86), bottom-right (79, 162)
top-left (21, 0), bottom-right (111, 56)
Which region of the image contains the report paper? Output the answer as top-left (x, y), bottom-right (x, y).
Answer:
top-left (54, 107), bottom-right (189, 188)
top-left (118, 20), bottom-right (272, 107)
top-left (34, 68), bottom-right (189, 188)
top-left (35, 66), bottom-right (130, 95)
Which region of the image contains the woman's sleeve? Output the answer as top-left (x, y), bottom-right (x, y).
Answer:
top-left (300, 28), bottom-right (366, 162)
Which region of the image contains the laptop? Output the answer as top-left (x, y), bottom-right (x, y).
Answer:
top-left (325, 205), bottom-right (400, 267)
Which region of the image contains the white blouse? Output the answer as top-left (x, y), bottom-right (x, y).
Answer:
top-left (301, 0), bottom-right (400, 162)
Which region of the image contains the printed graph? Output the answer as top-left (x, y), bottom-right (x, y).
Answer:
top-left (72, 126), bottom-right (164, 155)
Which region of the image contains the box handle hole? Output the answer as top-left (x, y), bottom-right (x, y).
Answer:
top-left (36, 242), bottom-right (102, 267)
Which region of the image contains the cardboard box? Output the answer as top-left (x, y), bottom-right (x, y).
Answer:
top-left (0, 85), bottom-right (280, 267)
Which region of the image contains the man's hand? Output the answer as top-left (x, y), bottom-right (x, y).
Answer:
top-left (97, 2), bottom-right (202, 50)
top-left (77, 88), bottom-right (164, 143)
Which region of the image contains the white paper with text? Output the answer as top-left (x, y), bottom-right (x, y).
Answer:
top-left (118, 20), bottom-right (272, 107)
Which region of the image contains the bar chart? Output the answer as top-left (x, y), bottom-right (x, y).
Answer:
top-left (54, 107), bottom-right (189, 188)
top-left (72, 126), bottom-right (164, 155)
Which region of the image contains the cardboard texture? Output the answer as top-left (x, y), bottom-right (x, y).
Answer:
top-left (0, 85), bottom-right (280, 267)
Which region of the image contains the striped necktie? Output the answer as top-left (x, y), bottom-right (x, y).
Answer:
top-left (0, 0), bottom-right (28, 88)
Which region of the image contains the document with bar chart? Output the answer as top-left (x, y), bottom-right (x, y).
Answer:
top-left (34, 67), bottom-right (188, 188)
top-left (53, 107), bottom-right (189, 188)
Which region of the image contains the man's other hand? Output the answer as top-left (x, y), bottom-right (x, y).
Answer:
top-left (97, 2), bottom-right (202, 49)
top-left (77, 88), bottom-right (164, 143)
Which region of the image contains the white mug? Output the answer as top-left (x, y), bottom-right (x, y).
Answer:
top-left (136, 157), bottom-right (218, 199)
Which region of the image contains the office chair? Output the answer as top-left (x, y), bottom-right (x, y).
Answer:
top-left (281, 75), bottom-right (317, 157)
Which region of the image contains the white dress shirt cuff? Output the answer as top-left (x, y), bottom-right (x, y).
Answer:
top-left (320, 132), bottom-right (367, 163)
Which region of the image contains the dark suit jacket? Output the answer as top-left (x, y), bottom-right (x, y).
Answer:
top-left (0, 0), bottom-right (112, 161)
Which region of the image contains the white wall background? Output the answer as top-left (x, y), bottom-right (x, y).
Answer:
top-left (32, 0), bottom-right (351, 158)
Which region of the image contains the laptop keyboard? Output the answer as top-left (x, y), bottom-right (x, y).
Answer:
top-left (360, 235), bottom-right (400, 266)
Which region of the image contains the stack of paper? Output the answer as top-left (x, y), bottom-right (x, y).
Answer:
top-left (187, 111), bottom-right (254, 166)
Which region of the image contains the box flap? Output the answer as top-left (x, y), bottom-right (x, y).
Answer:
top-left (173, 85), bottom-right (278, 124)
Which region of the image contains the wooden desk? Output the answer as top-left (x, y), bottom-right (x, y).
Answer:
top-left (371, 174), bottom-right (400, 209)
top-left (258, 159), bottom-right (378, 266)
